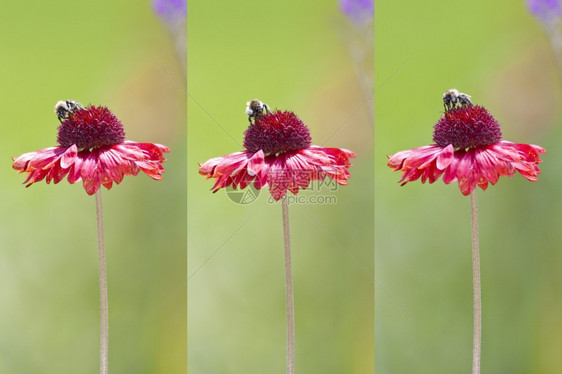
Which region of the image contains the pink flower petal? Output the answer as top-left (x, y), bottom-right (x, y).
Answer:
top-left (199, 145), bottom-right (355, 200)
top-left (388, 140), bottom-right (545, 195)
top-left (13, 140), bottom-right (168, 195)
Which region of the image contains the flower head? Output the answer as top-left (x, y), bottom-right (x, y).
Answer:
top-left (387, 90), bottom-right (545, 196)
top-left (339, 0), bottom-right (374, 25)
top-left (13, 101), bottom-right (169, 195)
top-left (152, 0), bottom-right (186, 24)
top-left (199, 101), bottom-right (355, 201)
top-left (527, 0), bottom-right (562, 24)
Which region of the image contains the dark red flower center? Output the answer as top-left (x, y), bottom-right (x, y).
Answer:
top-left (57, 106), bottom-right (126, 149)
top-left (433, 105), bottom-right (502, 149)
top-left (243, 110), bottom-right (312, 154)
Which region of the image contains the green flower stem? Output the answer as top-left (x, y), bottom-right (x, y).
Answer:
top-left (470, 190), bottom-right (481, 374)
top-left (282, 196), bottom-right (295, 374)
top-left (95, 190), bottom-right (109, 374)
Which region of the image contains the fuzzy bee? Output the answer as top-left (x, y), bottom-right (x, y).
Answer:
top-left (245, 99), bottom-right (270, 123)
top-left (54, 100), bottom-right (84, 122)
top-left (443, 89), bottom-right (472, 111)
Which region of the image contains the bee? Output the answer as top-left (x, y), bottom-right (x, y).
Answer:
top-left (245, 99), bottom-right (270, 123)
top-left (54, 100), bottom-right (84, 122)
top-left (443, 89), bottom-right (472, 111)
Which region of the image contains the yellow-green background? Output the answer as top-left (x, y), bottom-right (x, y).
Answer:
top-left (0, 2), bottom-right (186, 373)
top-left (188, 1), bottom-right (374, 373)
top-left (6, 1), bottom-right (557, 372)
top-left (376, 0), bottom-right (562, 373)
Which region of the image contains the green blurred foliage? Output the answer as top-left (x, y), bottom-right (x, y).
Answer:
top-left (188, 1), bottom-right (373, 373)
top-left (376, 0), bottom-right (562, 373)
top-left (0, 1), bottom-right (186, 373)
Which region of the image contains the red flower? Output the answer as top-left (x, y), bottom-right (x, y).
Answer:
top-left (199, 107), bottom-right (355, 201)
top-left (13, 103), bottom-right (169, 195)
top-left (388, 103), bottom-right (545, 196)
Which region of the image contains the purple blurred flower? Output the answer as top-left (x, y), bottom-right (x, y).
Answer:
top-left (527, 0), bottom-right (562, 23)
top-left (152, 0), bottom-right (186, 72)
top-left (339, 0), bottom-right (374, 25)
top-left (152, 0), bottom-right (186, 24)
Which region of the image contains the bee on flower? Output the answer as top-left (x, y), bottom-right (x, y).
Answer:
top-left (388, 89), bottom-right (545, 195)
top-left (199, 99), bottom-right (355, 201)
top-left (13, 101), bottom-right (169, 195)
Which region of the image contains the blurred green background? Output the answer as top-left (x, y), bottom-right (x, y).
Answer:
top-left (376, 0), bottom-right (562, 373)
top-left (0, 2), bottom-right (186, 373)
top-left (188, 1), bottom-right (373, 373)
